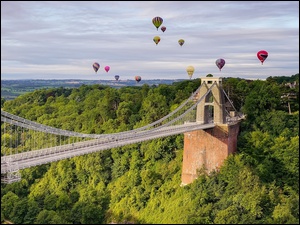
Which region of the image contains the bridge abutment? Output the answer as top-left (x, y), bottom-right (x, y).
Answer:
top-left (181, 120), bottom-right (240, 186)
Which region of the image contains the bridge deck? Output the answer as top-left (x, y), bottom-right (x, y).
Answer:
top-left (1, 123), bottom-right (216, 173)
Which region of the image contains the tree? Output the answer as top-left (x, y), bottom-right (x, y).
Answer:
top-left (10, 198), bottom-right (28, 224)
top-left (138, 90), bottom-right (168, 124)
top-left (1, 97), bottom-right (6, 107)
top-left (243, 80), bottom-right (281, 129)
top-left (44, 194), bottom-right (58, 211)
top-left (35, 209), bottom-right (66, 224)
top-left (23, 199), bottom-right (40, 224)
top-left (116, 101), bottom-right (134, 125)
top-left (1, 191), bottom-right (19, 219)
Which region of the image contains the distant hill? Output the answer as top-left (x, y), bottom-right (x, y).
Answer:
top-left (1, 79), bottom-right (186, 100)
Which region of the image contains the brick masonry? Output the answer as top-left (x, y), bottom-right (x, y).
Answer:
top-left (181, 122), bottom-right (240, 185)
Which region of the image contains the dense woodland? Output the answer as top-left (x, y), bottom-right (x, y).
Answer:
top-left (1, 74), bottom-right (299, 224)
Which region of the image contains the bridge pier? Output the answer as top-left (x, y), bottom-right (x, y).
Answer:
top-left (181, 120), bottom-right (240, 186)
top-left (181, 76), bottom-right (241, 185)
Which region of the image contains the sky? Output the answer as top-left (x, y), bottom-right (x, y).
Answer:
top-left (1, 1), bottom-right (299, 81)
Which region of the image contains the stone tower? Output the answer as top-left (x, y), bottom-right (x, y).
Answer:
top-left (181, 77), bottom-right (240, 185)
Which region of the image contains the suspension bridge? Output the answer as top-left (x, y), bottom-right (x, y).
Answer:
top-left (1, 77), bottom-right (244, 184)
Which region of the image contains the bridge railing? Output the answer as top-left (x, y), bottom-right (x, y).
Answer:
top-left (1, 122), bottom-right (216, 177)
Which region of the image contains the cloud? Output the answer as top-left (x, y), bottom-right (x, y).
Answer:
top-left (1, 1), bottom-right (299, 80)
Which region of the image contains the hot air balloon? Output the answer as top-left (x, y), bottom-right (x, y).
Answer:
top-left (152, 16), bottom-right (163, 30)
top-left (93, 62), bottom-right (100, 73)
top-left (161, 26), bottom-right (166, 32)
top-left (153, 36), bottom-right (161, 45)
top-left (135, 76), bottom-right (141, 83)
top-left (186, 66), bottom-right (195, 79)
top-left (215, 58), bottom-right (225, 71)
top-left (178, 39), bottom-right (185, 47)
top-left (115, 75), bottom-right (120, 81)
top-left (104, 66), bottom-right (110, 73)
top-left (257, 50), bottom-right (268, 65)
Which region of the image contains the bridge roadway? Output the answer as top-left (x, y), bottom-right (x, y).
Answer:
top-left (1, 122), bottom-right (215, 173)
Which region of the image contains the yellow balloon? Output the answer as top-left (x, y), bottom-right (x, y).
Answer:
top-left (186, 66), bottom-right (195, 79)
top-left (153, 36), bottom-right (161, 45)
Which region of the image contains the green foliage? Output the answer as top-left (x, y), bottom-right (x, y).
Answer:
top-left (1, 191), bottom-right (19, 219)
top-left (116, 101), bottom-right (135, 125)
top-left (243, 80), bottom-right (282, 128)
top-left (223, 77), bottom-right (251, 111)
top-left (139, 89), bottom-right (169, 124)
top-left (23, 199), bottom-right (41, 224)
top-left (10, 198), bottom-right (28, 224)
top-left (1, 76), bottom-right (299, 224)
top-left (238, 121), bottom-right (299, 189)
top-left (267, 73), bottom-right (299, 84)
top-left (259, 110), bottom-right (299, 136)
top-left (142, 137), bottom-right (176, 163)
top-left (111, 147), bottom-right (132, 180)
top-left (35, 209), bottom-right (68, 224)
top-left (44, 194), bottom-right (58, 211)
top-left (1, 97), bottom-right (5, 107)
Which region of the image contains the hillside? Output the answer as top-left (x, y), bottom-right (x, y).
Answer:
top-left (1, 76), bottom-right (299, 224)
